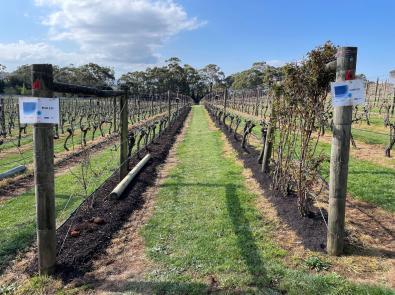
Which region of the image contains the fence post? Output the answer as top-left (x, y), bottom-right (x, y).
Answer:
top-left (223, 89), bottom-right (227, 124)
top-left (120, 91), bottom-right (129, 180)
top-left (168, 91), bottom-right (171, 122)
top-left (327, 47), bottom-right (357, 256)
top-left (0, 97), bottom-right (5, 137)
top-left (151, 94), bottom-right (154, 116)
top-left (113, 97), bottom-right (117, 133)
top-left (261, 101), bottom-right (276, 173)
top-left (31, 64), bottom-right (56, 275)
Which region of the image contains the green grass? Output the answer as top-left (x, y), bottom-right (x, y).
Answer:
top-left (0, 145), bottom-right (120, 272)
top-left (139, 106), bottom-right (393, 294)
top-left (0, 124), bottom-right (113, 174)
top-left (351, 127), bottom-right (389, 146)
top-left (320, 142), bottom-right (395, 212)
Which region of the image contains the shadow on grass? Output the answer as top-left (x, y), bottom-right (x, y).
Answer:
top-left (93, 279), bottom-right (209, 294)
top-left (159, 180), bottom-right (270, 287)
top-left (224, 183), bottom-right (270, 287)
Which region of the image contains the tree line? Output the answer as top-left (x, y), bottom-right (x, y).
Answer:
top-left (0, 57), bottom-right (286, 102)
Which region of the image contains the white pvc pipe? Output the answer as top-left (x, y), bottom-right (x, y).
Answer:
top-left (0, 165), bottom-right (26, 180)
top-left (110, 154), bottom-right (151, 198)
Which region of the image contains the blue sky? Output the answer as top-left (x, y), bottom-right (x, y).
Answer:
top-left (0, 0), bottom-right (394, 80)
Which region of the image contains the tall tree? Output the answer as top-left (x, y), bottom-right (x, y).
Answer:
top-left (0, 64), bottom-right (6, 93)
top-left (199, 64), bottom-right (225, 92)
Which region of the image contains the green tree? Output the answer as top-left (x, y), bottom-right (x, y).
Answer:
top-left (199, 64), bottom-right (225, 92)
top-left (56, 63), bottom-right (115, 88)
top-left (0, 64), bottom-right (6, 94)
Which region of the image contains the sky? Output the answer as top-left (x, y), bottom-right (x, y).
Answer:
top-left (0, 0), bottom-right (394, 80)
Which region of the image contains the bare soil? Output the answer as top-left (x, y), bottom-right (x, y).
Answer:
top-left (319, 133), bottom-right (395, 169)
top-left (80, 109), bottom-right (192, 294)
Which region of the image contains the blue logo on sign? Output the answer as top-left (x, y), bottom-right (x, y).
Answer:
top-left (23, 102), bottom-right (37, 115)
top-left (334, 85), bottom-right (348, 98)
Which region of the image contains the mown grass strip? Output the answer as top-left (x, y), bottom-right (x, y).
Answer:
top-left (141, 106), bottom-right (393, 294)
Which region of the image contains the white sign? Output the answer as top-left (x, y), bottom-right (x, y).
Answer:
top-left (331, 79), bottom-right (365, 107)
top-left (19, 97), bottom-right (59, 124)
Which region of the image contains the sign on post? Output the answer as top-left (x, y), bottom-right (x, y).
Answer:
top-left (331, 79), bottom-right (365, 107)
top-left (19, 97), bottom-right (59, 124)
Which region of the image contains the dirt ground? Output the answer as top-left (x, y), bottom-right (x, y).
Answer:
top-left (319, 133), bottom-right (395, 169)
top-left (81, 109), bottom-right (192, 294)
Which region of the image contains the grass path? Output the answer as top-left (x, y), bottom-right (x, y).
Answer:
top-left (140, 106), bottom-right (393, 294)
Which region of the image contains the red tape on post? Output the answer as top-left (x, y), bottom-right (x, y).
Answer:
top-left (345, 70), bottom-right (352, 81)
top-left (32, 79), bottom-right (41, 90)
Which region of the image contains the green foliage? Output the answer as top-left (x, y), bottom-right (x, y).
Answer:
top-left (54, 63), bottom-right (115, 88)
top-left (230, 61), bottom-right (283, 90)
top-left (118, 58), bottom-right (226, 100)
top-left (0, 64), bottom-right (5, 94)
top-left (1, 63), bottom-right (115, 94)
top-left (304, 256), bottom-right (331, 272)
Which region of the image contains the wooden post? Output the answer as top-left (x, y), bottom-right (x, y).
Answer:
top-left (137, 99), bottom-right (140, 120)
top-left (255, 88), bottom-right (260, 117)
top-left (391, 88), bottom-right (395, 115)
top-left (223, 89), bottom-right (227, 124)
top-left (373, 78), bottom-right (379, 107)
top-left (151, 94), bottom-right (154, 116)
top-left (261, 125), bottom-right (273, 173)
top-left (31, 64), bottom-right (56, 275)
top-left (168, 90), bottom-right (171, 122)
top-left (261, 101), bottom-right (275, 173)
top-left (113, 97), bottom-right (117, 133)
top-left (327, 47), bottom-right (357, 256)
top-left (0, 97), bottom-right (5, 137)
top-left (120, 91), bottom-right (129, 180)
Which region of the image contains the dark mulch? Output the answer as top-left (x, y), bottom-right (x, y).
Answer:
top-left (27, 107), bottom-right (190, 282)
top-left (207, 111), bottom-right (327, 252)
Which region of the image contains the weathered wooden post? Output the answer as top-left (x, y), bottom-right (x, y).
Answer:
top-left (373, 78), bottom-right (379, 107)
top-left (168, 90), bottom-right (171, 122)
top-left (327, 47), bottom-right (357, 256)
top-left (151, 94), bottom-right (154, 116)
top-left (222, 88), bottom-right (227, 124)
top-left (113, 97), bottom-right (117, 133)
top-left (0, 97), bottom-right (5, 137)
top-left (120, 91), bottom-right (129, 180)
top-left (261, 101), bottom-right (276, 173)
top-left (31, 64), bottom-right (56, 275)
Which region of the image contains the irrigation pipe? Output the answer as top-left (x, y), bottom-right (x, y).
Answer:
top-left (110, 153), bottom-right (151, 198)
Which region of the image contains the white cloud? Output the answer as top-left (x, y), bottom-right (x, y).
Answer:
top-left (0, 0), bottom-right (203, 71)
top-left (266, 60), bottom-right (286, 67)
top-left (0, 40), bottom-right (77, 64)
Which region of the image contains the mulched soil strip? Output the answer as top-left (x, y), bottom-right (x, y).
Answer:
top-left (0, 114), bottom-right (167, 200)
top-left (27, 107), bottom-right (191, 282)
top-left (207, 110), bottom-right (328, 252)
